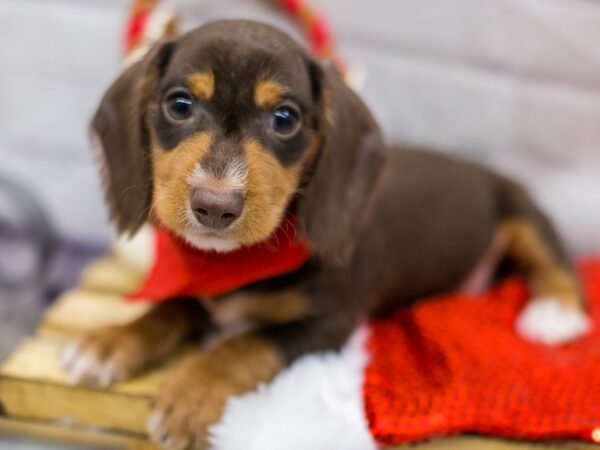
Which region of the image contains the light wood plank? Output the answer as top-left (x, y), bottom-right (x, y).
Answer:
top-left (0, 337), bottom-right (162, 396)
top-left (0, 417), bottom-right (157, 450)
top-left (78, 254), bottom-right (145, 296)
top-left (39, 290), bottom-right (150, 338)
top-left (0, 337), bottom-right (171, 435)
top-left (0, 336), bottom-right (194, 436)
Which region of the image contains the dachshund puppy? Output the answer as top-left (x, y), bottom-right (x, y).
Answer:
top-left (62, 20), bottom-right (589, 449)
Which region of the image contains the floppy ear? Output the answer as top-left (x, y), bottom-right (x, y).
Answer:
top-left (91, 41), bottom-right (175, 236)
top-left (299, 60), bottom-right (387, 265)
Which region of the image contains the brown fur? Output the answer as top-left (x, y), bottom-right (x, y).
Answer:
top-left (187, 72), bottom-right (215, 100)
top-left (202, 290), bottom-right (309, 326)
top-left (150, 334), bottom-right (281, 449)
top-left (79, 20), bottom-right (584, 450)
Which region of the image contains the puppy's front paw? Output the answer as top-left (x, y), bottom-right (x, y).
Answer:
top-left (147, 355), bottom-right (236, 450)
top-left (61, 326), bottom-right (160, 387)
top-left (516, 298), bottom-right (591, 345)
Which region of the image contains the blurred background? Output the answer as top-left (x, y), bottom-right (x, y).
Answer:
top-left (1, 0), bottom-right (600, 447)
top-left (1, 0), bottom-right (600, 368)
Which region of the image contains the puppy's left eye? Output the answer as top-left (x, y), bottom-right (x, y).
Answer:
top-left (164, 91), bottom-right (194, 121)
top-left (270, 104), bottom-right (302, 138)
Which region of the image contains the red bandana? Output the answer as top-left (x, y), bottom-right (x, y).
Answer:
top-left (130, 218), bottom-right (310, 301)
top-left (365, 260), bottom-right (600, 445)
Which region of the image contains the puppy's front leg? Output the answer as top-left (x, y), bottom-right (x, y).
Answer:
top-left (62, 298), bottom-right (212, 387)
top-left (147, 333), bottom-right (281, 450)
top-left (148, 299), bottom-right (357, 450)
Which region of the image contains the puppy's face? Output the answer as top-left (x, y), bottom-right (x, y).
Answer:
top-left (146, 23), bottom-right (321, 251)
top-left (94, 20), bottom-right (385, 262)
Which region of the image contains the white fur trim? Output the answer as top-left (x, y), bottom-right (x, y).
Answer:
top-left (123, 3), bottom-right (177, 68)
top-left (345, 64), bottom-right (368, 93)
top-left (208, 328), bottom-right (376, 450)
top-left (516, 297), bottom-right (591, 345)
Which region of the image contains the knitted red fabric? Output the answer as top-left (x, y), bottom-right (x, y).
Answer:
top-left (130, 218), bottom-right (310, 301)
top-left (364, 260), bottom-right (600, 446)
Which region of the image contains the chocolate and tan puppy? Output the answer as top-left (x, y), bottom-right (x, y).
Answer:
top-left (62, 20), bottom-right (589, 450)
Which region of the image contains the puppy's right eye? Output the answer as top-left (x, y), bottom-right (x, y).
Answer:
top-left (269, 103), bottom-right (302, 139)
top-left (164, 92), bottom-right (194, 121)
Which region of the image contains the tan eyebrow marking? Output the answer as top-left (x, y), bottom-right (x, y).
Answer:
top-left (254, 79), bottom-right (286, 109)
top-left (188, 71), bottom-right (215, 100)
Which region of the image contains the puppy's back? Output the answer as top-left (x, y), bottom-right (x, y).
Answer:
top-left (351, 147), bottom-right (503, 308)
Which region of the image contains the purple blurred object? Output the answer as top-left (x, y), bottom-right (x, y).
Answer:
top-left (0, 177), bottom-right (55, 293)
top-left (0, 177), bottom-right (104, 359)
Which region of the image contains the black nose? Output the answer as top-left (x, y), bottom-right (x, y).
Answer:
top-left (190, 187), bottom-right (244, 229)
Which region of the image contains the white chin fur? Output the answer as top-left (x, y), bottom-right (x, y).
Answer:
top-left (181, 231), bottom-right (240, 253)
top-left (516, 298), bottom-right (591, 345)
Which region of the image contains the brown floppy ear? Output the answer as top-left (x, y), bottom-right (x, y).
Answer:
top-left (91, 41), bottom-right (175, 235)
top-left (299, 60), bottom-right (387, 265)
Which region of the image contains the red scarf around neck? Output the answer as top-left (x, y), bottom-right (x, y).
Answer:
top-left (130, 217), bottom-right (310, 301)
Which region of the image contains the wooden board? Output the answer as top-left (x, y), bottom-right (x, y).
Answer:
top-left (39, 290), bottom-right (149, 338)
top-left (0, 417), bottom-right (157, 450)
top-left (0, 253), bottom-right (161, 448)
top-left (77, 254), bottom-right (146, 296)
top-left (1, 337), bottom-right (159, 434)
top-left (0, 254), bottom-right (595, 449)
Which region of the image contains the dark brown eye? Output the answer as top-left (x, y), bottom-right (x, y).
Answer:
top-left (270, 103), bottom-right (302, 138)
top-left (164, 91), bottom-right (194, 121)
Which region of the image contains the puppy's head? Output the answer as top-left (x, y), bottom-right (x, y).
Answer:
top-left (93, 20), bottom-right (385, 263)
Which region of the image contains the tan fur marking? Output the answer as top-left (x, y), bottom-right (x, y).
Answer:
top-left (152, 132), bottom-right (213, 234)
top-left (152, 133), bottom-right (310, 251)
top-left (203, 334), bottom-right (282, 384)
top-left (203, 290), bottom-right (309, 326)
top-left (230, 138), bottom-right (303, 246)
top-left (254, 79), bottom-right (286, 108)
top-left (152, 334), bottom-right (282, 446)
top-left (502, 219), bottom-right (581, 308)
top-left (188, 71), bottom-right (215, 100)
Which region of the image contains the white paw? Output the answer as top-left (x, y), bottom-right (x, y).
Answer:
top-left (516, 298), bottom-right (591, 345)
top-left (60, 340), bottom-right (120, 387)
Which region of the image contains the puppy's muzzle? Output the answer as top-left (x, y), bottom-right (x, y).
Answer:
top-left (190, 187), bottom-right (244, 229)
